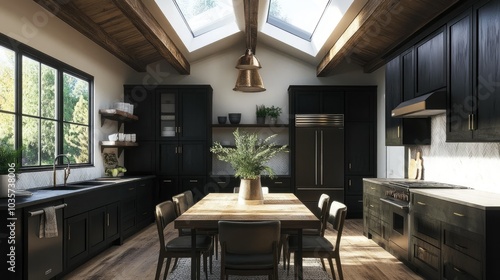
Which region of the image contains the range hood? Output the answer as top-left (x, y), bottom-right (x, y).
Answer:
top-left (391, 90), bottom-right (446, 118)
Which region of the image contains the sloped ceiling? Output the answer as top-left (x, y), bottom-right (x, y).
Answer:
top-left (33, 0), bottom-right (458, 76)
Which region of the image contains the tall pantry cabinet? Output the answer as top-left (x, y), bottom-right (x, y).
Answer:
top-left (124, 85), bottom-right (212, 203)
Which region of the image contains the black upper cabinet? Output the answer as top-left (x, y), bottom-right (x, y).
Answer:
top-left (416, 28), bottom-right (446, 95)
top-left (385, 56), bottom-right (431, 146)
top-left (402, 49), bottom-right (415, 101)
top-left (447, 0), bottom-right (500, 142)
top-left (344, 91), bottom-right (374, 122)
top-left (291, 86), bottom-right (344, 114)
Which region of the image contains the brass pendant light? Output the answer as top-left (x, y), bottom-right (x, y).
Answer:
top-left (233, 0), bottom-right (265, 92)
top-left (233, 68), bottom-right (266, 92)
top-left (235, 49), bottom-right (261, 70)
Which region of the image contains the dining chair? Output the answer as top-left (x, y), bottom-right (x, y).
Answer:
top-left (218, 220), bottom-right (281, 280)
top-left (154, 200), bottom-right (213, 280)
top-left (173, 191), bottom-right (219, 262)
top-left (286, 201), bottom-right (347, 280)
top-left (281, 193), bottom-right (330, 269)
top-left (233, 186), bottom-right (269, 193)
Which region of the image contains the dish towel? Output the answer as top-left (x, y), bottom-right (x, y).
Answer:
top-left (39, 206), bottom-right (58, 238)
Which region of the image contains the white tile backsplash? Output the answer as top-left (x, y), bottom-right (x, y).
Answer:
top-left (410, 115), bottom-right (500, 193)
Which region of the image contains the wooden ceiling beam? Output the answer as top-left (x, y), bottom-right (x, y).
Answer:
top-left (33, 0), bottom-right (147, 72)
top-left (316, 0), bottom-right (384, 77)
top-left (244, 0), bottom-right (259, 54)
top-left (112, 0), bottom-right (190, 75)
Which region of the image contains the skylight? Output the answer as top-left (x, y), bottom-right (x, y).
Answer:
top-left (174, 0), bottom-right (235, 37)
top-left (267, 0), bottom-right (330, 41)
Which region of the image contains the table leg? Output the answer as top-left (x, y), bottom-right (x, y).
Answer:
top-left (191, 229), bottom-right (198, 280)
top-left (296, 228), bottom-right (303, 280)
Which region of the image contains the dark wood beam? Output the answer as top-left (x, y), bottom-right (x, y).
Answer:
top-left (112, 0), bottom-right (190, 75)
top-left (316, 0), bottom-right (383, 77)
top-left (33, 0), bottom-right (147, 72)
top-left (244, 0), bottom-right (258, 54)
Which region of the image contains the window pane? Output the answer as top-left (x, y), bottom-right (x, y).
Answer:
top-left (22, 56), bottom-right (40, 116)
top-left (0, 112), bottom-right (15, 147)
top-left (174, 0), bottom-right (234, 37)
top-left (41, 119), bottom-right (57, 165)
top-left (0, 46), bottom-right (15, 113)
top-left (63, 123), bottom-right (89, 164)
top-left (63, 73), bottom-right (89, 125)
top-left (22, 116), bottom-right (40, 166)
top-left (268, 0), bottom-right (329, 40)
top-left (41, 64), bottom-right (57, 119)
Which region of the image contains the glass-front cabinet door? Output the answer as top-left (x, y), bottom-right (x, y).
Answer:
top-left (160, 93), bottom-right (176, 139)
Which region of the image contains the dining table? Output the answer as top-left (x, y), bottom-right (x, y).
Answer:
top-left (174, 192), bottom-right (320, 280)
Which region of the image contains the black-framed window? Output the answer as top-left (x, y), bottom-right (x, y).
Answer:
top-left (0, 34), bottom-right (93, 169)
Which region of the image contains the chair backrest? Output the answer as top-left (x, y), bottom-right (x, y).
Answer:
top-left (155, 201), bottom-right (177, 251)
top-left (172, 192), bottom-right (190, 216)
top-left (327, 201), bottom-right (347, 249)
top-left (183, 190), bottom-right (194, 208)
top-left (233, 186), bottom-right (269, 194)
top-left (219, 220), bottom-right (280, 254)
top-left (317, 194), bottom-right (331, 236)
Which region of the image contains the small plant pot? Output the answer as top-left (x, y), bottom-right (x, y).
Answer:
top-left (228, 113), bottom-right (241, 124)
top-left (256, 116), bottom-right (265, 124)
top-left (218, 116), bottom-right (227, 124)
top-left (268, 117), bottom-right (278, 125)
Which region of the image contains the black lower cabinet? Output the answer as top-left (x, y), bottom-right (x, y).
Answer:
top-left (65, 212), bottom-right (89, 270)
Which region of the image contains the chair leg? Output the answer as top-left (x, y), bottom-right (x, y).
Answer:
top-left (215, 234), bottom-right (219, 260)
top-left (154, 255), bottom-right (164, 280)
top-left (328, 257), bottom-right (336, 280)
top-left (171, 258), bottom-right (178, 271)
top-left (203, 253), bottom-right (208, 280)
top-left (163, 257), bottom-right (172, 280)
top-left (320, 257), bottom-right (327, 271)
top-left (335, 255), bottom-right (344, 280)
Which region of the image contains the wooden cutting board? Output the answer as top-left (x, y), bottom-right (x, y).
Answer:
top-left (408, 151), bottom-right (420, 179)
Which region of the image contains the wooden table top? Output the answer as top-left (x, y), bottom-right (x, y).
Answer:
top-left (174, 193), bottom-right (320, 230)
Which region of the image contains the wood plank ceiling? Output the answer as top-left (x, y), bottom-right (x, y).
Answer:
top-left (33, 0), bottom-right (458, 76)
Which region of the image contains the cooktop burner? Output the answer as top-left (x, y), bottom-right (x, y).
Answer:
top-left (387, 180), bottom-right (469, 189)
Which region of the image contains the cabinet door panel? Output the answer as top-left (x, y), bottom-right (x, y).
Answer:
top-left (402, 50), bottom-right (415, 101)
top-left (158, 143), bottom-right (178, 175)
top-left (475, 0), bottom-right (500, 140)
top-left (322, 91), bottom-right (344, 114)
top-left (416, 30), bottom-right (446, 95)
top-left (448, 13), bottom-right (473, 141)
top-left (180, 142), bottom-right (207, 175)
top-left (66, 213), bottom-right (88, 268)
top-left (180, 89), bottom-right (208, 140)
top-left (385, 57), bottom-right (403, 146)
top-left (88, 207), bottom-right (106, 251)
top-left (106, 203), bottom-right (120, 239)
top-left (124, 141), bottom-right (155, 174)
top-left (321, 128), bottom-right (344, 187)
top-left (295, 92), bottom-right (321, 114)
top-left (345, 122), bottom-right (373, 175)
top-left (345, 91), bottom-right (374, 122)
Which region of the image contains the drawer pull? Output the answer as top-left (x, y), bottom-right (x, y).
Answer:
top-left (417, 201), bottom-right (426, 206)
top-left (453, 266), bottom-right (466, 274)
top-left (453, 212), bottom-right (465, 217)
top-left (370, 187), bottom-right (375, 190)
top-left (455, 244), bottom-right (468, 250)
top-left (163, 180), bottom-right (172, 183)
top-left (418, 247), bottom-right (427, 253)
top-left (217, 181), bottom-right (225, 184)
top-left (129, 187), bottom-right (135, 191)
top-left (369, 204), bottom-right (374, 208)
top-left (357, 200), bottom-right (363, 203)
top-left (189, 180), bottom-right (198, 183)
top-left (274, 181), bottom-right (283, 184)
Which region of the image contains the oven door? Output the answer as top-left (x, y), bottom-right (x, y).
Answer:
top-left (380, 198), bottom-right (409, 262)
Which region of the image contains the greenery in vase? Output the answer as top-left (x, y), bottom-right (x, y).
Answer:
top-left (210, 129), bottom-right (288, 180)
top-left (266, 105), bottom-right (282, 118)
top-left (0, 146), bottom-right (22, 175)
top-left (256, 104), bottom-right (267, 118)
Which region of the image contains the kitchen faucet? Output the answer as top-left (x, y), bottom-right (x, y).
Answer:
top-left (53, 154), bottom-right (71, 187)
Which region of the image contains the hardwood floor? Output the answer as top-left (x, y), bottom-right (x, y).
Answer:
top-left (63, 219), bottom-right (424, 279)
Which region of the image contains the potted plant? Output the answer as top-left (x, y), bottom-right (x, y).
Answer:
top-left (256, 104), bottom-right (267, 124)
top-left (211, 129), bottom-right (288, 204)
top-left (266, 105), bottom-right (282, 125)
top-left (0, 145), bottom-right (22, 198)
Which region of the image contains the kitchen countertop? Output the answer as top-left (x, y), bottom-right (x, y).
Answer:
top-left (0, 175), bottom-right (155, 209)
top-left (363, 178), bottom-right (420, 185)
top-left (411, 188), bottom-right (500, 210)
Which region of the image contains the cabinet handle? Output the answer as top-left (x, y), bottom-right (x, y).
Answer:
top-left (455, 244), bottom-right (468, 250)
top-left (320, 130), bottom-right (324, 186)
top-left (107, 213), bottom-right (110, 227)
top-left (178, 146), bottom-right (182, 154)
top-left (217, 181), bottom-right (225, 184)
top-left (68, 225), bottom-right (71, 241)
top-left (274, 181), bottom-right (283, 184)
top-left (468, 114), bottom-right (471, 131)
top-left (189, 180), bottom-right (198, 183)
top-left (163, 180), bottom-right (172, 183)
top-left (453, 212), bottom-right (465, 217)
top-left (453, 266), bottom-right (466, 274)
top-left (129, 187), bottom-right (135, 191)
top-left (315, 130), bottom-right (318, 186)
top-left (357, 200), bottom-right (363, 203)
top-left (369, 204), bottom-right (375, 208)
top-left (178, 127), bottom-right (181, 134)
top-left (397, 125), bottom-right (401, 138)
top-left (348, 163), bottom-right (352, 171)
top-left (471, 114), bottom-right (475, 130)
top-left (417, 201), bottom-right (426, 206)
top-left (370, 187), bottom-right (375, 190)
top-left (418, 247), bottom-right (427, 253)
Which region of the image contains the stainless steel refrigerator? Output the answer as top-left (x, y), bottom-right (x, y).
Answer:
top-left (294, 114), bottom-right (344, 211)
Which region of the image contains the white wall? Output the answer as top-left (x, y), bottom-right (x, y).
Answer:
top-left (1, 0), bottom-right (137, 189)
